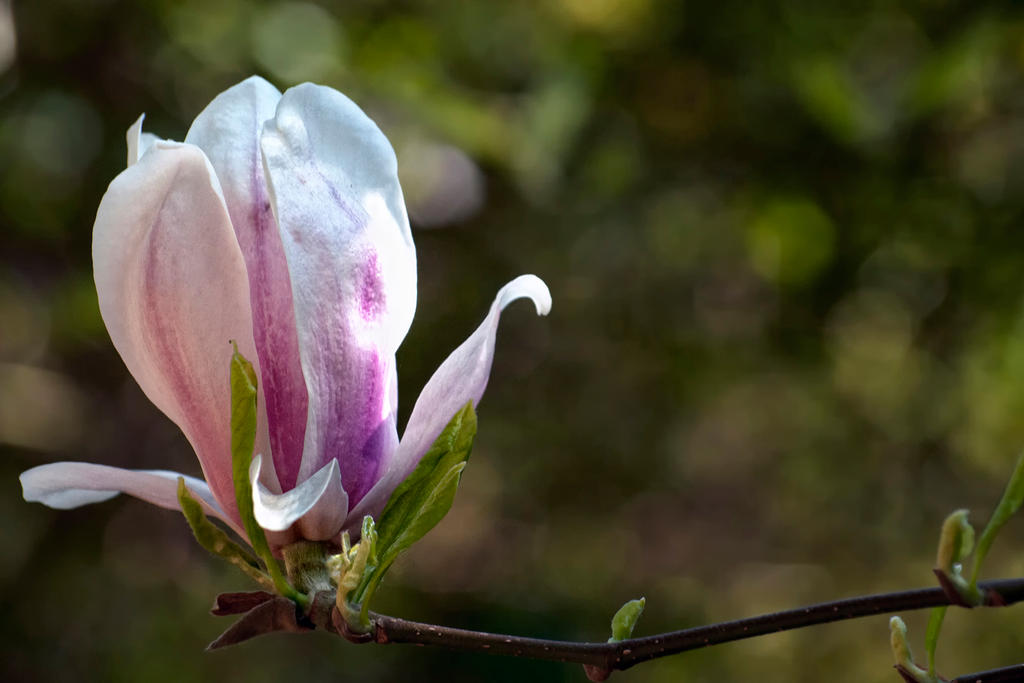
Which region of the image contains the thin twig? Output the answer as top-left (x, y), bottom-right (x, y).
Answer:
top-left (313, 577), bottom-right (1024, 677)
top-left (952, 663), bottom-right (1024, 683)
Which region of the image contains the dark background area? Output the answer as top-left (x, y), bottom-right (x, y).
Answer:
top-left (3, 1), bottom-right (1024, 681)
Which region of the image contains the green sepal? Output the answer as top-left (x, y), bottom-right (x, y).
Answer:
top-left (176, 478), bottom-right (274, 591)
top-left (352, 402), bottom-right (477, 614)
top-left (608, 597), bottom-right (646, 643)
top-left (229, 343), bottom-right (305, 607)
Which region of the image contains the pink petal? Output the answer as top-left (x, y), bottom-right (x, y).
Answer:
top-left (186, 77), bottom-right (306, 493)
top-left (20, 462), bottom-right (244, 537)
top-left (260, 83), bottom-right (416, 506)
top-left (93, 141), bottom-right (260, 524)
top-left (350, 275), bottom-right (551, 523)
top-left (250, 455), bottom-right (348, 540)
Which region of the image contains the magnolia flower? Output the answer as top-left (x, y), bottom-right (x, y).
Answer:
top-left (20, 76), bottom-right (550, 547)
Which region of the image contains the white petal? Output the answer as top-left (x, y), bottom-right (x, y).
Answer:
top-left (93, 141), bottom-right (260, 525)
top-left (260, 83), bottom-right (414, 501)
top-left (250, 454), bottom-right (348, 540)
top-left (126, 114), bottom-right (159, 167)
top-left (350, 275), bottom-right (551, 522)
top-left (19, 462), bottom-right (244, 537)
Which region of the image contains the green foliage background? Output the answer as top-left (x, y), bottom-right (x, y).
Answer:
top-left (3, 1), bottom-right (1024, 681)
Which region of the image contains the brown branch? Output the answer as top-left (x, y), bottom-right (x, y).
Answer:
top-left (304, 578), bottom-right (1024, 679)
top-left (951, 663), bottom-right (1024, 682)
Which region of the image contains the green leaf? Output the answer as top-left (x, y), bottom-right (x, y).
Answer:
top-left (609, 597), bottom-right (646, 643)
top-left (971, 453), bottom-right (1024, 586)
top-left (360, 515), bottom-right (378, 562)
top-left (375, 401), bottom-right (477, 570)
top-left (229, 343), bottom-right (304, 606)
top-left (230, 343), bottom-right (260, 547)
top-left (353, 402), bottom-right (477, 610)
top-left (177, 478), bottom-right (274, 590)
top-left (924, 606), bottom-right (947, 677)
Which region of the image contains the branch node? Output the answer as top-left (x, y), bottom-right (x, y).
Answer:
top-left (894, 665), bottom-right (920, 683)
top-left (982, 588), bottom-right (1007, 607)
top-left (331, 606), bottom-right (374, 644)
top-left (307, 590), bottom-right (338, 632)
top-left (933, 569), bottom-right (974, 608)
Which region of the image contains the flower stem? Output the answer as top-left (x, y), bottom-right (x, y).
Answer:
top-left (281, 541), bottom-right (332, 595)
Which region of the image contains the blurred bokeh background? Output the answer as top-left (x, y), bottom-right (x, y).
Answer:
top-left (3, 0), bottom-right (1024, 681)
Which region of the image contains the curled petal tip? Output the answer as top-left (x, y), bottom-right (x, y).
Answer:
top-left (497, 274), bottom-right (551, 316)
top-left (349, 273), bottom-right (551, 523)
top-left (126, 113), bottom-right (159, 167)
top-left (250, 455), bottom-right (348, 539)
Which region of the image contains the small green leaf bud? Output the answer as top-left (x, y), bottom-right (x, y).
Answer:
top-left (609, 597), bottom-right (646, 643)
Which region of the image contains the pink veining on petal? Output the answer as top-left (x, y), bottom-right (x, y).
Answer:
top-left (278, 198), bottom-right (394, 503)
top-left (302, 328), bottom-right (395, 507)
top-left (185, 77), bottom-right (309, 494)
top-left (140, 210), bottom-right (240, 522)
top-left (239, 178), bottom-right (308, 491)
top-left (288, 203), bottom-right (396, 505)
top-left (358, 251), bottom-right (386, 321)
top-left (261, 84), bottom-right (416, 515)
top-left (343, 350), bottom-right (388, 504)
